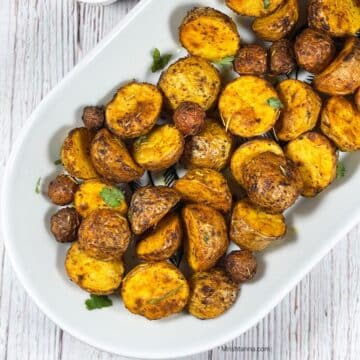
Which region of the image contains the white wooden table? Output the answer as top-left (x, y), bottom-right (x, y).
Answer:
top-left (0, 1), bottom-right (359, 359)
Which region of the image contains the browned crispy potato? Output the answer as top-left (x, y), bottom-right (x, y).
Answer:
top-left (179, 7), bottom-right (240, 61)
top-left (78, 209), bottom-right (131, 261)
top-left (128, 186), bottom-right (181, 235)
top-left (321, 96), bottom-right (360, 152)
top-left (294, 28), bottom-right (335, 74)
top-left (226, 0), bottom-right (285, 17)
top-left (159, 56), bottom-right (221, 111)
top-left (224, 250), bottom-right (257, 282)
top-left (218, 76), bottom-right (281, 137)
top-left (233, 44), bottom-right (267, 76)
top-left (230, 198), bottom-right (286, 251)
top-left (275, 79), bottom-right (322, 141)
top-left (173, 102), bottom-right (206, 136)
top-left (269, 39), bottom-right (296, 75)
top-left (188, 268), bottom-right (238, 320)
top-left (136, 213), bottom-right (182, 262)
top-left (252, 0), bottom-right (299, 42)
top-left (182, 204), bottom-right (228, 272)
top-left (105, 82), bottom-right (162, 139)
top-left (308, 0), bottom-right (360, 37)
top-left (50, 207), bottom-right (81, 243)
top-left (284, 132), bottom-right (337, 197)
top-left (121, 262), bottom-right (189, 320)
top-left (74, 179), bottom-right (127, 218)
top-left (230, 139), bottom-right (284, 188)
top-left (90, 128), bottom-right (144, 183)
top-left (82, 106), bottom-right (104, 131)
top-left (355, 88), bottom-right (360, 112)
top-left (47, 174), bottom-right (78, 206)
top-left (61, 128), bottom-right (98, 180)
top-left (314, 37), bottom-right (360, 96)
top-left (173, 168), bottom-right (232, 212)
top-left (65, 242), bottom-right (124, 295)
top-left (132, 124), bottom-right (184, 171)
top-left (243, 152), bottom-right (302, 213)
top-left (182, 120), bottom-right (233, 171)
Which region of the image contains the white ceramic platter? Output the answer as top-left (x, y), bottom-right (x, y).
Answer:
top-left (2, 0), bottom-right (360, 358)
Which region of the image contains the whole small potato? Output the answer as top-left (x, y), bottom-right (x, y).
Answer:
top-left (50, 207), bottom-right (81, 243)
top-left (270, 39), bottom-right (296, 75)
top-left (82, 106), bottom-right (105, 130)
top-left (225, 250), bottom-right (257, 283)
top-left (47, 174), bottom-right (78, 205)
top-left (173, 102), bottom-right (206, 136)
top-left (233, 44), bottom-right (267, 76)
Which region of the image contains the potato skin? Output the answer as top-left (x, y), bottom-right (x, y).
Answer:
top-left (225, 250), bottom-right (257, 283)
top-left (270, 39), bottom-right (296, 75)
top-left (188, 268), bottom-right (238, 320)
top-left (65, 242), bottom-right (124, 295)
top-left (182, 120), bottom-right (233, 171)
top-left (321, 96), bottom-right (360, 152)
top-left (82, 106), bottom-right (104, 131)
top-left (50, 207), bottom-right (81, 243)
top-left (226, 0), bottom-right (285, 17)
top-left (128, 186), bottom-right (181, 235)
top-left (182, 204), bottom-right (228, 272)
top-left (47, 174), bottom-right (78, 206)
top-left (173, 102), bottom-right (206, 137)
top-left (78, 209), bottom-right (131, 261)
top-left (294, 28), bottom-right (335, 74)
top-left (121, 262), bottom-right (189, 320)
top-left (90, 128), bottom-right (144, 183)
top-left (355, 88), bottom-right (360, 112)
top-left (233, 44), bottom-right (267, 76)
top-left (179, 7), bottom-right (240, 61)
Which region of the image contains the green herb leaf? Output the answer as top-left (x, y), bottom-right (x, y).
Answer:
top-left (213, 56), bottom-right (235, 66)
top-left (100, 186), bottom-right (125, 207)
top-left (151, 48), bottom-right (172, 72)
top-left (85, 294), bottom-right (112, 310)
top-left (147, 285), bottom-right (183, 305)
top-left (35, 177), bottom-right (41, 194)
top-left (134, 135), bottom-right (148, 147)
top-left (267, 97), bottom-right (283, 109)
top-left (263, 0), bottom-right (271, 9)
top-left (336, 161), bottom-right (346, 178)
top-left (203, 234), bottom-right (210, 243)
top-left (54, 159), bottom-right (62, 165)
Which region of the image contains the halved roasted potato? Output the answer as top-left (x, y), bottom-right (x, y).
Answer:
top-left (218, 76), bottom-right (281, 137)
top-left (121, 262), bottom-right (189, 320)
top-left (61, 128), bottom-right (98, 180)
top-left (226, 0), bottom-right (285, 17)
top-left (188, 268), bottom-right (238, 320)
top-left (105, 82), bottom-right (162, 139)
top-left (179, 7), bottom-right (240, 61)
top-left (173, 168), bottom-right (232, 212)
top-left (182, 119), bottom-right (233, 171)
top-left (90, 128), bottom-right (144, 183)
top-left (321, 96), bottom-right (360, 152)
top-left (230, 198), bottom-right (287, 251)
top-left (230, 139), bottom-right (284, 187)
top-left (158, 56), bottom-right (221, 111)
top-left (275, 80), bottom-right (322, 141)
top-left (128, 186), bottom-right (181, 235)
top-left (136, 213), bottom-right (182, 262)
top-left (285, 132), bottom-right (337, 197)
top-left (182, 204), bottom-right (228, 272)
top-left (65, 242), bottom-right (124, 295)
top-left (252, 0), bottom-right (299, 42)
top-left (132, 124), bottom-right (184, 171)
top-left (314, 37), bottom-right (360, 96)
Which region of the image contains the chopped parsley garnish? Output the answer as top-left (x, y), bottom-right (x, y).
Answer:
top-left (267, 97), bottom-right (283, 109)
top-left (151, 48), bottom-right (172, 72)
top-left (203, 234), bottom-right (210, 243)
top-left (85, 294), bottom-right (112, 310)
top-left (213, 56), bottom-right (235, 67)
top-left (54, 159), bottom-right (62, 165)
top-left (35, 177), bottom-right (41, 194)
top-left (147, 285), bottom-right (183, 305)
top-left (100, 186), bottom-right (125, 207)
top-left (134, 135), bottom-right (148, 147)
top-left (263, 0), bottom-right (271, 9)
top-left (336, 161), bottom-right (346, 178)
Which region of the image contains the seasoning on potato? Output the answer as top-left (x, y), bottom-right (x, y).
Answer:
top-left (233, 44), bottom-right (267, 76)
top-left (50, 207), bottom-right (81, 243)
top-left (173, 102), bottom-right (205, 137)
top-left (269, 39), bottom-right (296, 75)
top-left (121, 262), bottom-right (189, 320)
top-left (226, 0), bottom-right (285, 17)
top-left (47, 174), bottom-right (78, 206)
top-left (82, 106), bottom-right (105, 131)
top-left (225, 250), bottom-right (257, 283)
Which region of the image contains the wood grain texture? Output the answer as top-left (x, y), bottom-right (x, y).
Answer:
top-left (0, 1), bottom-right (359, 359)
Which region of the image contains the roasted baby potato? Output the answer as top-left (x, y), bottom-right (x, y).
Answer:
top-left (136, 213), bottom-right (182, 262)
top-left (314, 37), bottom-right (360, 96)
top-left (275, 79), bottom-right (322, 141)
top-left (105, 82), bottom-right (162, 139)
top-left (308, 0), bottom-right (360, 38)
top-left (128, 186), bottom-right (181, 235)
top-left (233, 44), bottom-right (267, 76)
top-left (182, 204), bottom-right (228, 272)
top-left (182, 120), bottom-right (233, 171)
top-left (269, 39), bottom-right (296, 75)
top-left (47, 174), bottom-right (78, 206)
top-left (321, 96), bottom-right (360, 152)
top-left (224, 250), bottom-right (257, 283)
top-left (158, 56), bottom-right (221, 111)
top-left (61, 127), bottom-right (98, 180)
top-left (65, 242), bottom-right (124, 295)
top-left (132, 124), bottom-right (184, 171)
top-left (355, 88), bottom-right (360, 112)
top-left (78, 209), bottom-right (131, 261)
top-left (50, 207), bottom-right (81, 243)
top-left (82, 106), bottom-right (104, 131)
top-left (90, 128), bottom-right (144, 183)
top-left (284, 132), bottom-right (337, 197)
top-left (173, 168), bottom-right (232, 212)
top-left (188, 268), bottom-right (238, 320)
top-left (121, 262), bottom-right (189, 320)
top-left (294, 28), bottom-right (335, 74)
top-left (74, 179), bottom-right (127, 218)
top-left (179, 7), bottom-right (240, 61)
top-left (230, 139), bottom-right (284, 187)
top-left (226, 0), bottom-right (285, 17)
top-left (173, 102), bottom-right (206, 136)
top-left (252, 0), bottom-right (299, 42)
top-left (218, 76), bottom-right (281, 137)
top-left (230, 198), bottom-right (286, 251)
